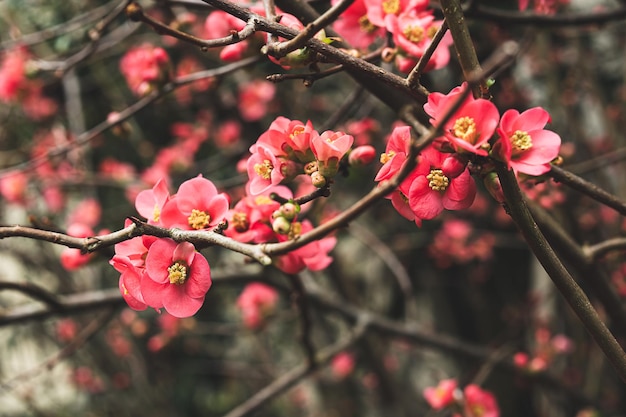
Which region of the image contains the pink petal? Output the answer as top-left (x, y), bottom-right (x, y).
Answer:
top-left (443, 170), bottom-right (476, 210)
top-left (145, 238), bottom-right (177, 283)
top-left (177, 175), bottom-right (219, 214)
top-left (409, 177), bottom-right (444, 220)
top-left (186, 253), bottom-right (212, 298)
top-left (162, 285), bottom-right (205, 318)
top-left (173, 241), bottom-right (196, 265)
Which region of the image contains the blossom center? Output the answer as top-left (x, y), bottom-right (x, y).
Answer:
top-left (380, 150), bottom-right (396, 164)
top-left (254, 159), bottom-right (273, 180)
top-left (152, 204), bottom-right (161, 222)
top-left (510, 130), bottom-right (533, 151)
top-left (188, 208), bottom-right (211, 230)
top-left (289, 126), bottom-right (305, 139)
top-left (382, 0), bottom-right (400, 14)
top-left (452, 116), bottom-right (478, 143)
top-left (358, 15), bottom-right (376, 33)
top-left (427, 25), bottom-right (439, 39)
top-left (403, 25), bottom-right (424, 43)
top-left (232, 212), bottom-right (249, 232)
top-left (168, 262), bottom-right (188, 285)
top-left (427, 169), bottom-right (449, 191)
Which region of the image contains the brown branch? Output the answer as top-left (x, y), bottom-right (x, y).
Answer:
top-left (584, 237), bottom-right (626, 262)
top-left (497, 163), bottom-right (626, 383)
top-left (547, 165), bottom-right (626, 216)
top-left (405, 20), bottom-right (449, 92)
top-left (264, 0), bottom-right (355, 58)
top-left (126, 2), bottom-right (258, 49)
top-left (287, 274), bottom-right (317, 369)
top-left (0, 281), bottom-right (64, 310)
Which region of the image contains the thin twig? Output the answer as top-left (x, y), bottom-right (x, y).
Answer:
top-left (548, 165), bottom-right (626, 216)
top-left (406, 21), bottom-right (449, 92)
top-left (287, 274), bottom-right (317, 369)
top-left (126, 2), bottom-right (258, 49)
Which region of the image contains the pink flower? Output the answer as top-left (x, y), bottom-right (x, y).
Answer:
top-left (0, 46), bottom-right (28, 102)
top-left (349, 145), bottom-right (377, 166)
top-left (311, 130), bottom-right (354, 177)
top-left (331, 352), bottom-right (355, 379)
top-left (141, 239), bottom-right (212, 318)
top-left (331, 0), bottom-right (385, 49)
top-left (386, 9), bottom-right (452, 72)
top-left (159, 175), bottom-right (229, 230)
top-left (257, 116), bottom-right (318, 162)
top-left (374, 125), bottom-right (422, 225)
top-left (246, 144), bottom-right (288, 195)
top-left (0, 170), bottom-right (29, 204)
top-left (119, 44), bottom-right (171, 95)
top-left (424, 84), bottom-right (500, 155)
top-left (135, 178), bottom-right (171, 225)
top-left (423, 378), bottom-right (458, 410)
top-left (275, 220), bottom-right (336, 274)
top-left (463, 385), bottom-right (499, 417)
top-left (493, 107), bottom-right (561, 176)
top-left (236, 282), bottom-right (279, 329)
top-left (364, 0), bottom-right (429, 28)
top-left (408, 146), bottom-right (476, 219)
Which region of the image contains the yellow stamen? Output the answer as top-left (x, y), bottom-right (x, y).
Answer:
top-left (380, 150), bottom-right (396, 164)
top-left (382, 0), bottom-right (400, 15)
top-left (232, 212), bottom-right (249, 233)
top-left (427, 169), bottom-right (449, 191)
top-left (289, 126), bottom-right (305, 139)
top-left (254, 159), bottom-right (273, 180)
top-left (510, 130), bottom-right (533, 151)
top-left (452, 116), bottom-right (478, 144)
top-left (168, 262), bottom-right (187, 285)
top-left (152, 204), bottom-right (161, 222)
top-left (188, 209), bottom-right (211, 230)
top-left (403, 25), bottom-right (424, 43)
top-left (358, 15), bottom-right (376, 33)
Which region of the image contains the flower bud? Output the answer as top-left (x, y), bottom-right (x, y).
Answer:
top-left (272, 216), bottom-right (291, 235)
top-left (348, 145), bottom-right (376, 166)
top-left (310, 171), bottom-right (327, 188)
top-left (441, 155), bottom-right (467, 178)
top-left (280, 202), bottom-right (300, 220)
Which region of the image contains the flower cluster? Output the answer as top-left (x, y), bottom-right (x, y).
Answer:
top-left (225, 185), bottom-right (336, 274)
top-left (0, 46), bottom-right (57, 119)
top-left (376, 83), bottom-right (561, 224)
top-left (120, 43), bottom-right (171, 96)
top-left (331, 0), bottom-right (452, 72)
top-left (513, 327), bottom-right (573, 372)
top-left (423, 379), bottom-right (500, 417)
top-left (111, 176), bottom-right (227, 317)
top-left (246, 116), bottom-right (356, 194)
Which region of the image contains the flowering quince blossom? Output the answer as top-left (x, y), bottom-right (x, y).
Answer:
top-left (236, 282), bottom-right (279, 329)
top-left (140, 239), bottom-right (212, 318)
top-left (462, 384), bottom-right (500, 417)
top-left (424, 83), bottom-right (499, 155)
top-left (408, 146), bottom-right (476, 219)
top-left (364, 0), bottom-right (429, 28)
top-left (160, 175), bottom-right (229, 230)
top-left (423, 378), bottom-right (458, 410)
top-left (386, 8), bottom-right (452, 72)
top-left (0, 46), bottom-right (28, 102)
top-left (135, 178), bottom-right (171, 225)
top-left (374, 125), bottom-right (422, 225)
top-left (311, 130), bottom-right (354, 177)
top-left (119, 44), bottom-right (171, 96)
top-left (330, 0), bottom-right (385, 49)
top-left (492, 107), bottom-right (561, 176)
